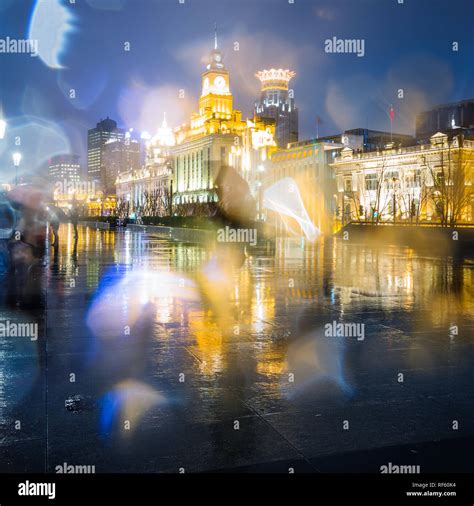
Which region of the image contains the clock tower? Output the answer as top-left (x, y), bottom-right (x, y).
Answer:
top-left (199, 26), bottom-right (233, 117)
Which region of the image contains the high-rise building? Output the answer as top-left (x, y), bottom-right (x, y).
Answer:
top-left (87, 117), bottom-right (124, 184)
top-left (102, 134), bottom-right (141, 195)
top-left (416, 99), bottom-right (474, 141)
top-left (255, 69), bottom-right (298, 148)
top-left (48, 154), bottom-right (81, 182)
top-left (49, 154), bottom-right (96, 210)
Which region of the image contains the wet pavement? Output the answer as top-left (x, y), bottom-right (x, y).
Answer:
top-left (1, 225), bottom-right (474, 473)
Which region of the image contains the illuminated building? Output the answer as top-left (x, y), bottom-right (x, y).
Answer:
top-left (86, 195), bottom-right (116, 217)
top-left (102, 134), bottom-right (141, 195)
top-left (239, 115), bottom-right (277, 219)
top-left (49, 154), bottom-right (98, 212)
top-left (319, 128), bottom-right (414, 152)
top-left (171, 30), bottom-right (276, 206)
top-left (48, 154), bottom-right (81, 183)
top-left (255, 69), bottom-right (298, 148)
top-left (87, 117), bottom-right (124, 185)
top-left (263, 139), bottom-right (343, 235)
top-left (332, 132), bottom-right (474, 225)
top-left (416, 98), bottom-right (474, 142)
top-left (114, 30), bottom-right (276, 214)
top-left (116, 114), bottom-right (175, 216)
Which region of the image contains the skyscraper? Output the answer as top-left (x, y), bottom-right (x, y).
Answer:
top-left (102, 134), bottom-right (141, 195)
top-left (87, 117), bottom-right (124, 185)
top-left (255, 69), bottom-right (298, 148)
top-left (48, 154), bottom-right (81, 183)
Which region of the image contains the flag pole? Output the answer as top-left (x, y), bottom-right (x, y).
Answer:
top-left (389, 105), bottom-right (394, 142)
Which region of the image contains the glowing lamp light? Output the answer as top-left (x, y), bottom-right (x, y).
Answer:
top-left (140, 131), bottom-right (151, 140)
top-left (12, 152), bottom-right (22, 166)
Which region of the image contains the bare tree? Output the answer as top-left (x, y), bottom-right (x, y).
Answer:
top-left (353, 156), bottom-right (392, 224)
top-left (422, 137), bottom-right (474, 226)
top-left (116, 198), bottom-right (130, 219)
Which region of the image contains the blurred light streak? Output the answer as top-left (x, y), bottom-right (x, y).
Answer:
top-left (0, 117), bottom-right (71, 178)
top-left (28, 0), bottom-right (75, 69)
top-left (263, 177), bottom-right (319, 241)
top-left (86, 269), bottom-right (200, 339)
top-left (285, 326), bottom-right (353, 399)
top-left (0, 119), bottom-right (6, 139)
top-left (99, 380), bottom-right (166, 437)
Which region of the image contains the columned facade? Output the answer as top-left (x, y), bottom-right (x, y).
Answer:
top-left (332, 132), bottom-right (474, 226)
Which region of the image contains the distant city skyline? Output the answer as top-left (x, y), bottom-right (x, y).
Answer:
top-left (1, 0), bottom-right (474, 181)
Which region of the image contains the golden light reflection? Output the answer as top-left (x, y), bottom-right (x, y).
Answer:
top-left (189, 312), bottom-right (224, 375)
top-left (49, 225), bottom-right (474, 397)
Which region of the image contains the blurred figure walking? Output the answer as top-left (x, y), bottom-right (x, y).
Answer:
top-left (70, 205), bottom-right (79, 239)
top-left (50, 214), bottom-right (60, 249)
top-left (0, 192), bottom-right (16, 280)
top-left (46, 205), bottom-right (68, 250)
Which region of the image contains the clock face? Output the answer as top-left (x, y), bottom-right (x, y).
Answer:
top-left (214, 76), bottom-right (226, 90)
top-left (203, 77), bottom-right (209, 90)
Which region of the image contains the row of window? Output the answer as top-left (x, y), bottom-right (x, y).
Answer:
top-left (272, 149), bottom-right (317, 162)
top-left (344, 170), bottom-right (423, 192)
top-left (176, 148), bottom-right (212, 191)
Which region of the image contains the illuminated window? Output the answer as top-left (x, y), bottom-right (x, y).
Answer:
top-left (365, 173), bottom-right (378, 191)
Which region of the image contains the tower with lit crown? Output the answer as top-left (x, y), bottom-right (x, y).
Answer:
top-left (255, 69), bottom-right (298, 148)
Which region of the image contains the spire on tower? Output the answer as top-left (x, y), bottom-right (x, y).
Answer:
top-left (206, 23), bottom-right (225, 70)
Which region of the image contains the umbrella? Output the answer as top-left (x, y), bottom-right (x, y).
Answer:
top-left (214, 165), bottom-right (257, 226)
top-left (8, 184), bottom-right (46, 210)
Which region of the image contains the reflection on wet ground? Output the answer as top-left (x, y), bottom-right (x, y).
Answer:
top-left (1, 225), bottom-right (474, 472)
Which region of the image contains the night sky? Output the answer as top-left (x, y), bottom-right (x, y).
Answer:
top-left (1, 0), bottom-right (474, 179)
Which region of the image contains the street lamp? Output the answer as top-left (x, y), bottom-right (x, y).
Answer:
top-left (0, 119), bottom-right (6, 140)
top-left (12, 152), bottom-right (22, 186)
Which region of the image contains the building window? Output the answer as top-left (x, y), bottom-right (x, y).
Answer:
top-left (384, 170), bottom-right (399, 182)
top-left (365, 173), bottom-right (378, 191)
top-left (435, 170), bottom-right (445, 186)
top-left (408, 169), bottom-right (421, 188)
